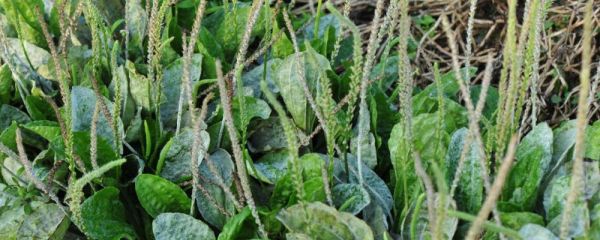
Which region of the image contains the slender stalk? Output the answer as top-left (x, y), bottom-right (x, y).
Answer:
top-left (216, 61), bottom-right (267, 238)
top-left (560, 1), bottom-right (593, 238)
top-left (356, 0), bottom-right (385, 185)
top-left (466, 136), bottom-right (518, 240)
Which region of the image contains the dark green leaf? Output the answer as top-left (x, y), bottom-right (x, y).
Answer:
top-left (135, 174), bottom-right (191, 218)
top-left (81, 187), bottom-right (137, 240)
top-left (152, 213), bottom-right (215, 240)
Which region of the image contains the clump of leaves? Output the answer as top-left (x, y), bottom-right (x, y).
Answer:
top-left (0, 0), bottom-right (598, 239)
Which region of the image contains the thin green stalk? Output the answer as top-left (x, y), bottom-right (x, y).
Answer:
top-left (448, 210), bottom-right (522, 240)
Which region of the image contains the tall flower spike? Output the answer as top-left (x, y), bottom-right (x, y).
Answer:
top-left (560, 0), bottom-right (593, 238)
top-left (216, 60), bottom-right (267, 238)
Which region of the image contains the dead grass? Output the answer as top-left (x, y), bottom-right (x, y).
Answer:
top-left (295, 0), bottom-right (600, 124)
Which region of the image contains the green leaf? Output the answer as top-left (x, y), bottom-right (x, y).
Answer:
top-left (586, 120), bottom-right (600, 160)
top-left (518, 224), bottom-right (558, 240)
top-left (0, 65), bottom-right (14, 104)
top-left (277, 202), bottom-right (374, 240)
top-left (159, 55), bottom-right (202, 129)
top-left (208, 4), bottom-right (267, 58)
top-left (135, 174), bottom-right (191, 218)
top-left (499, 212), bottom-right (544, 230)
top-left (0, 1), bottom-right (46, 47)
top-left (350, 107), bottom-right (377, 169)
top-left (273, 51), bottom-right (331, 131)
top-left (71, 86), bottom-right (121, 147)
top-left (242, 59), bottom-right (282, 98)
top-left (333, 154), bottom-right (393, 217)
top-left (502, 122), bottom-right (553, 210)
top-left (49, 131), bottom-right (119, 174)
top-left (81, 187), bottom-right (137, 240)
top-left (152, 213), bottom-right (215, 240)
top-left (22, 120), bottom-right (60, 141)
top-left (232, 95), bottom-right (271, 132)
top-left (195, 149), bottom-right (235, 229)
top-left (218, 207), bottom-right (258, 240)
top-left (332, 183), bottom-right (371, 215)
top-left (469, 85), bottom-right (499, 121)
top-left (125, 0), bottom-right (148, 46)
top-left (126, 62), bottom-right (152, 111)
top-left (17, 203), bottom-right (69, 240)
top-left (543, 161), bottom-right (599, 220)
top-left (0, 104), bottom-right (30, 130)
top-left (546, 201), bottom-right (589, 239)
top-left (402, 194), bottom-right (458, 240)
top-left (0, 205), bottom-right (25, 239)
top-left (445, 128), bottom-right (483, 214)
top-left (253, 150), bottom-right (292, 184)
top-left (157, 128), bottom-right (209, 183)
top-left (548, 121), bottom-right (577, 175)
top-left (24, 95), bottom-right (55, 121)
top-left (247, 117), bottom-right (288, 154)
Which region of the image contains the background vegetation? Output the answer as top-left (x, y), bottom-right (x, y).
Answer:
top-left (0, 0), bottom-right (598, 239)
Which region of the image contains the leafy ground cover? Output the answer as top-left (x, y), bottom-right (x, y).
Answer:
top-left (0, 0), bottom-right (599, 239)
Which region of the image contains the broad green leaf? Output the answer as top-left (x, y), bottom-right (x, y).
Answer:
top-left (22, 120), bottom-right (60, 141)
top-left (17, 203), bottom-right (69, 240)
top-left (445, 128), bottom-right (483, 214)
top-left (362, 202), bottom-right (388, 240)
top-left (503, 122), bottom-right (553, 210)
top-left (71, 86), bottom-right (122, 147)
top-left (402, 194), bottom-right (458, 240)
top-left (543, 161), bottom-right (599, 220)
top-left (0, 104), bottom-right (30, 131)
top-left (208, 4), bottom-right (267, 58)
top-left (157, 128), bottom-right (209, 183)
top-left (24, 95), bottom-right (55, 121)
top-left (302, 14), bottom-right (341, 40)
top-left (273, 51), bottom-right (331, 131)
top-left (125, 0), bottom-right (147, 46)
top-left (0, 205), bottom-right (24, 239)
top-left (270, 153), bottom-right (328, 206)
top-left (248, 117), bottom-right (288, 154)
top-left (469, 85), bottom-right (499, 121)
top-left (159, 55), bottom-right (202, 129)
top-left (49, 131), bottom-right (119, 174)
top-left (413, 67), bottom-right (476, 115)
top-left (126, 61), bottom-right (152, 111)
top-left (332, 183), bottom-right (371, 215)
top-left (350, 107), bottom-right (377, 169)
top-left (333, 154), bottom-right (393, 217)
top-left (548, 121), bottom-right (577, 175)
top-left (81, 187), bottom-right (137, 240)
top-left (135, 174), bottom-right (191, 218)
top-left (0, 65), bottom-right (14, 104)
top-left (232, 95), bottom-right (271, 132)
top-left (518, 224), bottom-right (558, 240)
top-left (586, 120), bottom-right (600, 160)
top-left (546, 201), bottom-right (589, 239)
top-left (499, 212), bottom-right (544, 230)
top-left (152, 213), bottom-right (215, 240)
top-left (253, 150), bottom-right (292, 184)
top-left (242, 59), bottom-right (282, 98)
top-left (590, 203), bottom-right (600, 239)
top-left (195, 149), bottom-right (235, 229)
top-left (217, 207), bottom-right (258, 240)
top-left (277, 202), bottom-right (374, 240)
top-left (0, 1), bottom-right (46, 47)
